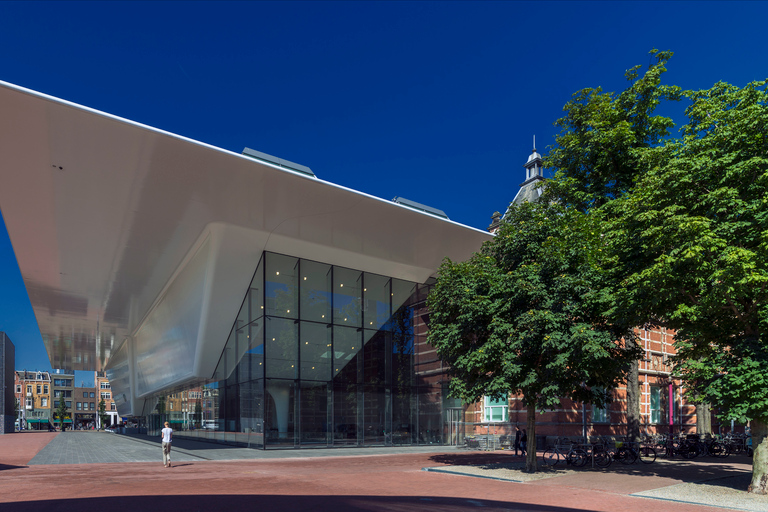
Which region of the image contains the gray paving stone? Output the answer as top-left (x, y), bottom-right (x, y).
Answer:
top-left (27, 431), bottom-right (460, 465)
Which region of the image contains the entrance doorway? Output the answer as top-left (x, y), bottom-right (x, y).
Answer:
top-left (446, 408), bottom-right (464, 446)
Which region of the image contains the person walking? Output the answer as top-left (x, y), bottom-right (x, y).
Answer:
top-left (161, 421), bottom-right (173, 467)
top-left (514, 426), bottom-right (521, 456)
top-left (520, 429), bottom-right (528, 456)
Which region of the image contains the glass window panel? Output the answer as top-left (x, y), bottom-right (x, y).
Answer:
top-left (300, 260), bottom-right (331, 323)
top-left (333, 267), bottom-right (362, 327)
top-left (239, 379), bottom-right (264, 447)
top-left (363, 273), bottom-right (390, 330)
top-left (333, 382), bottom-right (358, 445)
top-left (391, 279), bottom-right (416, 317)
top-left (247, 256), bottom-right (265, 320)
top-left (265, 380), bottom-right (296, 447)
top-left (391, 386), bottom-right (414, 445)
top-left (265, 317), bottom-right (298, 379)
top-left (363, 330), bottom-right (388, 386)
top-left (650, 387), bottom-right (660, 424)
top-left (333, 326), bottom-right (361, 384)
top-left (364, 385), bottom-right (387, 445)
top-left (213, 256), bottom-right (263, 382)
top-left (238, 320), bottom-right (264, 383)
top-left (300, 321), bottom-right (332, 382)
top-left (265, 253), bottom-right (298, 319)
top-left (300, 381), bottom-right (329, 446)
top-left (417, 384), bottom-right (443, 445)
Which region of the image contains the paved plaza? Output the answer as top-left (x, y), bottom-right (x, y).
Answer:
top-left (1, 431), bottom-right (767, 512)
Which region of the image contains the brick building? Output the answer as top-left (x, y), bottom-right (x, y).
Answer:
top-left (74, 386), bottom-right (98, 429)
top-left (14, 370), bottom-right (52, 430)
top-left (464, 145), bottom-right (703, 446)
top-left (96, 371), bottom-right (120, 428)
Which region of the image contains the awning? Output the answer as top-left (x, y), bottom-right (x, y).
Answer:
top-left (26, 419), bottom-right (51, 423)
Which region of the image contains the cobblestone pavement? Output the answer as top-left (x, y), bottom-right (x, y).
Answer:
top-left (27, 431), bottom-right (455, 464)
top-left (1, 431), bottom-right (765, 512)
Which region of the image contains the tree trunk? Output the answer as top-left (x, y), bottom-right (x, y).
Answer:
top-left (626, 358), bottom-right (640, 442)
top-left (525, 402), bottom-right (537, 473)
top-left (696, 403), bottom-right (712, 434)
top-left (749, 419), bottom-right (768, 494)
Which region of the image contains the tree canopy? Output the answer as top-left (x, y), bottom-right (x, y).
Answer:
top-left (545, 48), bottom-right (768, 493)
top-left (427, 200), bottom-right (640, 471)
top-left (606, 78), bottom-right (768, 423)
top-left (544, 49), bottom-right (682, 211)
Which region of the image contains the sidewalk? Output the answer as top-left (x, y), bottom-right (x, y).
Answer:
top-left (1, 430), bottom-right (765, 512)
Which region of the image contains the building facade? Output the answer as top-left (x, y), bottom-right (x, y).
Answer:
top-left (73, 386), bottom-right (98, 429)
top-left (96, 371), bottom-right (120, 428)
top-left (1, 333), bottom-right (15, 434)
top-left (470, 146), bottom-right (710, 446)
top-left (14, 370), bottom-right (52, 431)
top-left (148, 251), bottom-right (454, 449)
top-left (51, 370), bottom-right (74, 430)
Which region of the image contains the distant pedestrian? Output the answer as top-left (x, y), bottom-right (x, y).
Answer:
top-left (514, 426), bottom-right (521, 456)
top-left (161, 421), bottom-right (173, 467)
top-left (520, 429), bottom-right (527, 456)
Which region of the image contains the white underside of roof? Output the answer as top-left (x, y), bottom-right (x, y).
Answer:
top-left (0, 81), bottom-right (491, 413)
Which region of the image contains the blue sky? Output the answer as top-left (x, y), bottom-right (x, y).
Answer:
top-left (1, 1), bottom-right (767, 379)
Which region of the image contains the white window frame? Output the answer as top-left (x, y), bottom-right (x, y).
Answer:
top-left (483, 396), bottom-right (508, 423)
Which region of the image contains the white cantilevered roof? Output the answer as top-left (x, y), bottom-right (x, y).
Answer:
top-left (0, 80), bottom-right (492, 374)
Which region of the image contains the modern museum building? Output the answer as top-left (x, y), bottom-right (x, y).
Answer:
top-left (0, 81), bottom-right (492, 448)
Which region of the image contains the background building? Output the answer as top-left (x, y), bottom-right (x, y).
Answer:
top-left (1, 332), bottom-right (15, 434)
top-left (73, 385), bottom-right (97, 429)
top-left (96, 371), bottom-right (119, 428)
top-left (51, 370), bottom-right (74, 430)
top-left (14, 370), bottom-right (52, 431)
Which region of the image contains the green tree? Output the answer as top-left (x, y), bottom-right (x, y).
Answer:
top-left (98, 399), bottom-right (108, 429)
top-left (427, 201), bottom-right (640, 472)
top-left (544, 49), bottom-right (681, 212)
top-left (544, 49), bottom-right (683, 442)
top-left (56, 395), bottom-right (68, 431)
top-left (606, 78), bottom-right (768, 493)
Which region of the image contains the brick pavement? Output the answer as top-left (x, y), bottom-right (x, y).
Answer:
top-left (0, 430), bottom-right (764, 512)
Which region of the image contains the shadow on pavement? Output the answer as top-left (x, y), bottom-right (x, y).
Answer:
top-left (4, 494), bottom-right (606, 512)
top-left (0, 464), bottom-right (27, 471)
top-left (429, 451), bottom-right (754, 489)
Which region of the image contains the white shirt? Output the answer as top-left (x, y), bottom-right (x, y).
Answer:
top-left (161, 427), bottom-right (172, 443)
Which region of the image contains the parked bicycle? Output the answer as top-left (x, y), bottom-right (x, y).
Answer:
top-left (612, 437), bottom-right (656, 464)
top-left (542, 438), bottom-right (588, 467)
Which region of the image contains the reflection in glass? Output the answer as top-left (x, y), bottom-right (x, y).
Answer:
top-left (334, 382), bottom-right (358, 445)
top-left (300, 321), bottom-right (331, 382)
top-left (363, 273), bottom-right (390, 330)
top-left (300, 260), bottom-right (331, 323)
top-left (333, 326), bottom-right (361, 384)
top-left (333, 267), bottom-right (361, 327)
top-left (265, 317), bottom-right (298, 379)
top-left (266, 253), bottom-right (298, 319)
top-left (300, 380), bottom-right (329, 445)
top-left (265, 379), bottom-right (296, 447)
top-left (156, 252), bottom-right (447, 450)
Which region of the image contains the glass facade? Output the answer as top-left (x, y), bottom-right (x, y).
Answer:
top-left (149, 251), bottom-right (447, 449)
